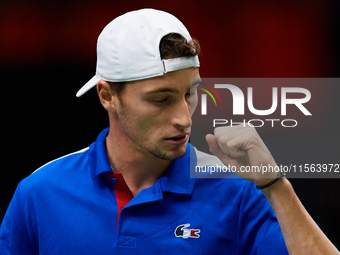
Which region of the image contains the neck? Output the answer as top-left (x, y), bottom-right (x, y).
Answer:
top-left (105, 128), bottom-right (172, 196)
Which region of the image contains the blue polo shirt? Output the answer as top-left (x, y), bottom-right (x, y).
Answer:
top-left (0, 128), bottom-right (288, 254)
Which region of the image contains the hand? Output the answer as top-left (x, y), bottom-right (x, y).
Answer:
top-left (205, 125), bottom-right (278, 186)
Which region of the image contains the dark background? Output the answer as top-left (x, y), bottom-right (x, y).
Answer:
top-left (1, 0), bottom-right (340, 248)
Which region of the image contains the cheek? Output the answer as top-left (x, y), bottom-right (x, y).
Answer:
top-left (120, 96), bottom-right (172, 138)
top-left (127, 108), bottom-right (167, 137)
top-left (138, 114), bottom-right (167, 135)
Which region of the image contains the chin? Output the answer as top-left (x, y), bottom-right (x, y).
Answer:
top-left (161, 152), bottom-right (186, 161)
top-left (151, 144), bottom-right (188, 161)
top-left (168, 145), bottom-right (189, 159)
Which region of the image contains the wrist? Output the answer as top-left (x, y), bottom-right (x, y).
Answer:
top-left (261, 177), bottom-right (293, 202)
top-left (255, 170), bottom-right (286, 190)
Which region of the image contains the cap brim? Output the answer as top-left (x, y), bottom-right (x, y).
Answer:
top-left (76, 75), bottom-right (101, 97)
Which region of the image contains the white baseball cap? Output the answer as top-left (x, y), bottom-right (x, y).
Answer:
top-left (76, 8), bottom-right (200, 97)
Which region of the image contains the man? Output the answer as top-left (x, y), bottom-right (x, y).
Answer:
top-left (0, 8), bottom-right (338, 254)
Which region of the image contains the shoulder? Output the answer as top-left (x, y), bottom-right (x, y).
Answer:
top-left (193, 148), bottom-right (269, 206)
top-left (193, 148), bottom-right (244, 186)
top-left (195, 148), bottom-right (224, 166)
top-left (193, 148), bottom-right (257, 202)
top-left (20, 147), bottom-right (90, 193)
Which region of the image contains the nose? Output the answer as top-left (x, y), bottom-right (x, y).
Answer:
top-left (171, 98), bottom-right (191, 128)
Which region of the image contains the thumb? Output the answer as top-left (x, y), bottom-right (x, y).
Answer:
top-left (205, 134), bottom-right (226, 159)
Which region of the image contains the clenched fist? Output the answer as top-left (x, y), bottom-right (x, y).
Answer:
top-left (206, 125), bottom-right (279, 186)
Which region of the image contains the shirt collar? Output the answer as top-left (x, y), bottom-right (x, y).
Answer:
top-left (159, 143), bottom-right (195, 194)
top-left (89, 128), bottom-right (196, 195)
top-left (89, 128), bottom-right (113, 179)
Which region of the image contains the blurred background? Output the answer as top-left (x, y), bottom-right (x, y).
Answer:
top-left (1, 0), bottom-right (340, 248)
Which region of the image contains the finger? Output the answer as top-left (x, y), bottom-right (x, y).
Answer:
top-left (215, 127), bottom-right (260, 153)
top-left (205, 134), bottom-right (228, 159)
top-left (207, 133), bottom-right (248, 158)
top-left (214, 125), bottom-right (256, 139)
top-left (225, 135), bottom-right (249, 158)
top-left (214, 132), bottom-right (249, 158)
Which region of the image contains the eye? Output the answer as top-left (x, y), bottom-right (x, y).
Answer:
top-left (151, 97), bottom-right (170, 104)
top-left (186, 87), bottom-right (197, 96)
top-left (154, 98), bottom-right (168, 103)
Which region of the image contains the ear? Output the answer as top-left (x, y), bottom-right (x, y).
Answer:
top-left (97, 80), bottom-right (116, 112)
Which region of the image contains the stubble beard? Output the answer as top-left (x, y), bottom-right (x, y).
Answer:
top-left (121, 121), bottom-right (187, 161)
top-left (133, 133), bottom-right (187, 161)
top-left (146, 143), bottom-right (187, 161)
top-left (117, 104), bottom-right (188, 161)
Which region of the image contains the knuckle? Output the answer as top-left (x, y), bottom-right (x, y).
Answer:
top-left (218, 134), bottom-right (230, 145)
top-left (226, 139), bottom-right (236, 148)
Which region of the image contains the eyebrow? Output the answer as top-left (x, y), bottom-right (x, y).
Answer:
top-left (191, 79), bottom-right (202, 88)
top-left (144, 79), bottom-right (202, 95)
top-left (145, 88), bottom-right (179, 95)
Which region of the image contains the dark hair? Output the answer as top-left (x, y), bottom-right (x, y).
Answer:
top-left (108, 33), bottom-right (200, 96)
top-left (159, 33), bottom-right (200, 59)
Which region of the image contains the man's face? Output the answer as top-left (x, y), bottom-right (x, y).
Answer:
top-left (112, 67), bottom-right (200, 161)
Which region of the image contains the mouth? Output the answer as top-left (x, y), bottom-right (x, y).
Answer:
top-left (164, 133), bottom-right (189, 146)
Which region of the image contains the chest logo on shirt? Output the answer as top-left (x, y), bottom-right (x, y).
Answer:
top-left (174, 223), bottom-right (200, 239)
